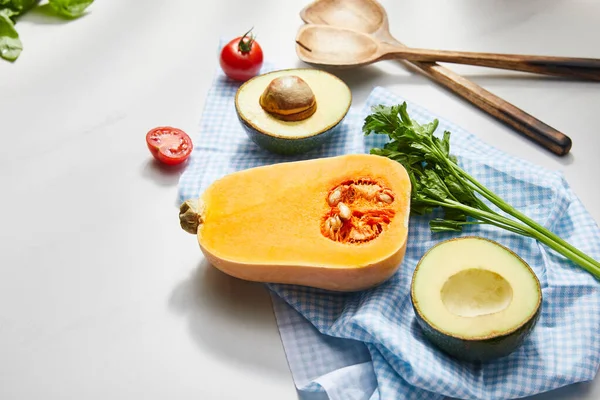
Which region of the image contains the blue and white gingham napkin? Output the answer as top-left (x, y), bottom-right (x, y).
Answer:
top-left (177, 59), bottom-right (600, 400)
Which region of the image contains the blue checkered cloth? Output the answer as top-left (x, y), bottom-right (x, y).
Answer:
top-left (177, 59), bottom-right (600, 400)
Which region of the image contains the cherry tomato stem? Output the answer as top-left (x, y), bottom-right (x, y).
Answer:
top-left (220, 28), bottom-right (264, 81)
top-left (237, 27), bottom-right (256, 53)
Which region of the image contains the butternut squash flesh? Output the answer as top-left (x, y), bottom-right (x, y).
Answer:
top-left (180, 154), bottom-right (412, 291)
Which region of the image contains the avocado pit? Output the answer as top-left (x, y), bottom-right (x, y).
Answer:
top-left (259, 75), bottom-right (317, 121)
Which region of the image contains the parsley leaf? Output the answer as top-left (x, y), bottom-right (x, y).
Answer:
top-left (363, 102), bottom-right (600, 279)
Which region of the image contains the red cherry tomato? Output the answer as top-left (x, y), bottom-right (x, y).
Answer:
top-left (146, 126), bottom-right (193, 166)
top-left (219, 28), bottom-right (264, 81)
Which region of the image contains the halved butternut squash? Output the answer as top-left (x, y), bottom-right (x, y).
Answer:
top-left (179, 154), bottom-right (412, 291)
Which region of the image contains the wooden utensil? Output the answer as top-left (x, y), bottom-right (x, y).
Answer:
top-left (296, 24), bottom-right (600, 81)
top-left (298, 0), bottom-right (573, 156)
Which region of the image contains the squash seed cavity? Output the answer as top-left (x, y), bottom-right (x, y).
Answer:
top-left (322, 179), bottom-right (396, 243)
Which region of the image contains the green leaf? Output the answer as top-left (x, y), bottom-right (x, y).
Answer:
top-left (397, 102), bottom-right (412, 126)
top-left (0, 6), bottom-right (14, 15)
top-left (421, 169), bottom-right (450, 202)
top-left (48, 0), bottom-right (93, 18)
top-left (440, 130), bottom-right (451, 156)
top-left (429, 219), bottom-right (465, 232)
top-left (442, 207), bottom-right (468, 223)
top-left (443, 174), bottom-right (476, 205)
top-left (411, 202), bottom-right (437, 216)
top-left (363, 105), bottom-right (398, 135)
top-left (422, 119), bottom-right (439, 136)
top-left (395, 125), bottom-right (422, 142)
top-left (0, 8), bottom-right (22, 61)
top-left (2, 0), bottom-right (39, 14)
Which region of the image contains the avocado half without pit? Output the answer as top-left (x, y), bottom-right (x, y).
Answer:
top-left (235, 68), bottom-right (352, 155)
top-left (411, 236), bottom-right (542, 363)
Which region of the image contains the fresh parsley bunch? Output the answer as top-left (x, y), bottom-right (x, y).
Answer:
top-left (363, 102), bottom-right (600, 278)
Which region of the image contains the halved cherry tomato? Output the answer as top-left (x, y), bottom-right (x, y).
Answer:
top-left (219, 27), bottom-right (264, 81)
top-left (146, 126), bottom-right (193, 166)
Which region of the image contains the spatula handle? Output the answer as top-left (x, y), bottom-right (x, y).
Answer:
top-left (390, 48), bottom-right (600, 81)
top-left (411, 61), bottom-right (572, 155)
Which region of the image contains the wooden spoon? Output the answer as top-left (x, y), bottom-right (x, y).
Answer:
top-left (296, 24), bottom-right (600, 81)
top-left (299, 0), bottom-right (573, 156)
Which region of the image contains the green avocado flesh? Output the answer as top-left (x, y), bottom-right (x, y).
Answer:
top-left (411, 236), bottom-right (542, 362)
top-left (235, 68), bottom-right (351, 140)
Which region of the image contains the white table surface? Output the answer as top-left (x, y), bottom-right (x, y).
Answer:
top-left (1, 1), bottom-right (599, 399)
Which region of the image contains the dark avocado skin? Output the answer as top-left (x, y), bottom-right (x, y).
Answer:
top-left (412, 300), bottom-right (542, 363)
top-left (237, 115), bottom-right (342, 156)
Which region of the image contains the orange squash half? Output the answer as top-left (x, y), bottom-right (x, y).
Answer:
top-left (179, 154), bottom-right (412, 291)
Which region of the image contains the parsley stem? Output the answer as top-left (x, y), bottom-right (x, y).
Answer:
top-left (429, 143), bottom-right (494, 214)
top-left (430, 198), bottom-right (600, 277)
top-left (451, 162), bottom-right (600, 271)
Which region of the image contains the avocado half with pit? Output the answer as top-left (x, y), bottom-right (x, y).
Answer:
top-left (411, 236), bottom-right (542, 363)
top-left (235, 68), bottom-right (352, 155)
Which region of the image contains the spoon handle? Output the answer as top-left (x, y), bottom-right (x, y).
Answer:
top-left (411, 61), bottom-right (572, 155)
top-left (373, 35), bottom-right (573, 155)
top-left (387, 47), bottom-right (600, 81)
